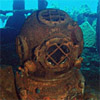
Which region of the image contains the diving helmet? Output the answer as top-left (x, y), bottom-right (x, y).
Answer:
top-left (16, 9), bottom-right (84, 100)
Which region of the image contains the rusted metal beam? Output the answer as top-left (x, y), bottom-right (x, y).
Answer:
top-left (13, 0), bottom-right (25, 10)
top-left (38, 0), bottom-right (48, 10)
top-left (0, 10), bottom-right (34, 15)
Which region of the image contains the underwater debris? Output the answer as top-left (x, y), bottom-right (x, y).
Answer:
top-left (80, 21), bottom-right (96, 48)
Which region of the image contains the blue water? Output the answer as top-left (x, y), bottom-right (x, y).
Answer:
top-left (0, 0), bottom-right (98, 28)
top-left (0, 0), bottom-right (98, 11)
top-left (47, 0), bottom-right (98, 12)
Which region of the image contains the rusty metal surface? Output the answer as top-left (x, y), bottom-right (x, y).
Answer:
top-left (16, 68), bottom-right (85, 100)
top-left (16, 36), bottom-right (29, 62)
top-left (15, 9), bottom-right (85, 100)
top-left (16, 9), bottom-right (83, 64)
top-left (0, 65), bottom-right (18, 100)
top-left (34, 37), bottom-right (80, 72)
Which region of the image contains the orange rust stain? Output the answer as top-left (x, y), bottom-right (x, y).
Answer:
top-left (43, 97), bottom-right (50, 100)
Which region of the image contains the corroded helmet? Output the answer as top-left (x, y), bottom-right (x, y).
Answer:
top-left (16, 9), bottom-right (84, 100)
top-left (16, 9), bottom-right (83, 73)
